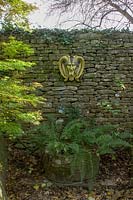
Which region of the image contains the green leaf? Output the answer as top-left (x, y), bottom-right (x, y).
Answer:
top-left (0, 37), bottom-right (43, 138)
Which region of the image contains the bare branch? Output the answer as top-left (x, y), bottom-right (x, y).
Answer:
top-left (48, 0), bottom-right (133, 29)
top-left (105, 0), bottom-right (133, 24)
top-left (97, 9), bottom-right (117, 28)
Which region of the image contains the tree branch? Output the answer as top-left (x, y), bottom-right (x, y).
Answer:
top-left (106, 0), bottom-right (133, 24)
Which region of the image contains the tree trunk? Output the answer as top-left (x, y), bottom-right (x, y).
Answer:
top-left (0, 136), bottom-right (8, 200)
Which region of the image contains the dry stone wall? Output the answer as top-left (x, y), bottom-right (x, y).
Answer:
top-left (0, 30), bottom-right (133, 129)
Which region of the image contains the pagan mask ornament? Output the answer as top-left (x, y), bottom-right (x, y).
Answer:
top-left (59, 55), bottom-right (85, 81)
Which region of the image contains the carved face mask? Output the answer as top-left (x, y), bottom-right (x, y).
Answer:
top-left (59, 55), bottom-right (85, 81)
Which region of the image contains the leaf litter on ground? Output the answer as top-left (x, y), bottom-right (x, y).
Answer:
top-left (6, 142), bottom-right (132, 200)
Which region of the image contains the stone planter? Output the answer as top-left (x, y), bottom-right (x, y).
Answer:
top-left (43, 151), bottom-right (99, 188)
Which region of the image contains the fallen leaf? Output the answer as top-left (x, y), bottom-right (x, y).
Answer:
top-left (88, 197), bottom-right (95, 200)
top-left (33, 184), bottom-right (39, 191)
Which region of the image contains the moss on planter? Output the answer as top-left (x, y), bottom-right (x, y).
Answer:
top-left (42, 152), bottom-right (99, 189)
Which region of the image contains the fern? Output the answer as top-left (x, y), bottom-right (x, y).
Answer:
top-left (29, 113), bottom-right (132, 190)
top-left (117, 131), bottom-right (133, 139)
top-left (62, 119), bottom-right (87, 141)
top-left (71, 150), bottom-right (99, 190)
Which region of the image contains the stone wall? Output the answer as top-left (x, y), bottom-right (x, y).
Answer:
top-left (0, 30), bottom-right (133, 129)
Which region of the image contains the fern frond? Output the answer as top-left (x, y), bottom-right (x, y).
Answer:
top-left (118, 131), bottom-right (133, 139)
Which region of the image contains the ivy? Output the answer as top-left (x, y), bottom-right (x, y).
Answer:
top-left (1, 27), bottom-right (132, 46)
